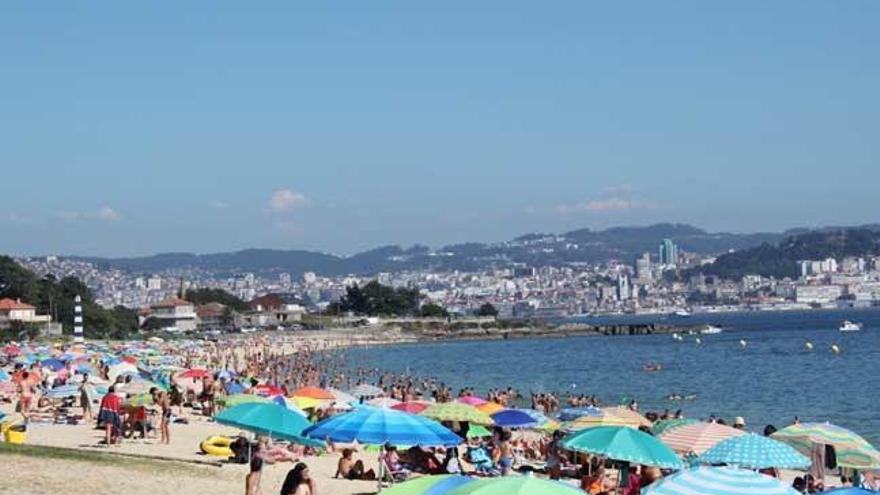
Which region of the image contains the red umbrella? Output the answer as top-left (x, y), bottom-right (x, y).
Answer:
top-left (178, 368), bottom-right (211, 380)
top-left (391, 401), bottom-right (430, 414)
top-left (291, 386), bottom-right (335, 400)
top-left (3, 345), bottom-right (20, 357)
top-left (253, 384), bottom-right (285, 397)
top-left (121, 356), bottom-right (138, 364)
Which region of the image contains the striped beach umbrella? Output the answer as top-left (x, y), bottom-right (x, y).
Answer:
top-left (698, 433), bottom-right (810, 469)
top-left (422, 403), bottom-right (494, 425)
top-left (446, 475), bottom-right (583, 495)
top-left (383, 475), bottom-right (473, 495)
top-left (642, 466), bottom-right (799, 495)
top-left (771, 422), bottom-right (880, 469)
top-left (566, 407), bottom-right (652, 431)
top-left (652, 418), bottom-right (698, 436)
top-left (563, 426), bottom-right (683, 469)
top-left (659, 422), bottom-right (745, 455)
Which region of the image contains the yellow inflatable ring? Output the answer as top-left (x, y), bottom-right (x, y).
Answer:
top-left (200, 435), bottom-right (234, 457)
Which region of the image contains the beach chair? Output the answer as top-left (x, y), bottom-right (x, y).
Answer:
top-left (377, 453), bottom-right (410, 487)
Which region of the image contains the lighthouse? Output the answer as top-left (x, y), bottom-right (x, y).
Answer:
top-left (74, 295), bottom-right (84, 343)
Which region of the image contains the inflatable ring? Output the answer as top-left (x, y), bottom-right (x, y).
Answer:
top-left (200, 435), bottom-right (234, 457)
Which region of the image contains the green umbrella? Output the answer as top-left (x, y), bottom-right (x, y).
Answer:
top-left (772, 422), bottom-right (880, 469)
top-left (215, 403), bottom-right (321, 446)
top-left (384, 475), bottom-right (473, 495)
top-left (467, 424), bottom-right (492, 438)
top-left (563, 426), bottom-right (683, 469)
top-left (446, 475), bottom-right (582, 495)
top-left (652, 418), bottom-right (697, 436)
top-left (421, 403), bottom-right (494, 425)
top-left (217, 394), bottom-right (270, 408)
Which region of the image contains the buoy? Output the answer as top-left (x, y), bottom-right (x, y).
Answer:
top-left (695, 337), bottom-right (702, 345)
top-left (805, 341), bottom-right (814, 351)
top-left (831, 344), bottom-right (841, 354)
top-left (739, 339), bottom-right (747, 348)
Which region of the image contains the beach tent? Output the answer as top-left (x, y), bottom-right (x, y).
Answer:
top-left (563, 426), bottom-right (683, 470)
top-left (698, 433), bottom-right (810, 470)
top-left (642, 466), bottom-right (799, 494)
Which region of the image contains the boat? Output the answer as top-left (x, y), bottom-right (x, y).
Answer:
top-left (643, 363), bottom-right (662, 372)
top-left (838, 320), bottom-right (863, 332)
top-left (699, 325), bottom-right (723, 335)
top-left (673, 309), bottom-right (692, 317)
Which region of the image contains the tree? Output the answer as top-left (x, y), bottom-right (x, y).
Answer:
top-left (184, 288), bottom-right (249, 312)
top-left (327, 280), bottom-right (422, 316)
top-left (420, 303), bottom-right (449, 318)
top-left (476, 303), bottom-right (499, 317)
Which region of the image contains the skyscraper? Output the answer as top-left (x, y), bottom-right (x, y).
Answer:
top-left (659, 239), bottom-right (679, 266)
top-left (635, 252), bottom-right (652, 283)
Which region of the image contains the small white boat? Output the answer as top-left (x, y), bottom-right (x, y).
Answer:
top-left (700, 325), bottom-right (723, 335)
top-left (838, 320), bottom-right (863, 332)
top-left (673, 309), bottom-right (692, 317)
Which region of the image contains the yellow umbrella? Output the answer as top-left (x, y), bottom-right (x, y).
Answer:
top-left (477, 402), bottom-right (504, 415)
top-left (291, 396), bottom-right (326, 410)
top-left (566, 407), bottom-right (652, 431)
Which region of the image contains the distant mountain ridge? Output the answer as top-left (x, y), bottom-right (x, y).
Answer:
top-left (62, 223), bottom-right (878, 278)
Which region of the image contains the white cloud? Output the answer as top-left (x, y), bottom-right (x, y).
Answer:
top-left (556, 197), bottom-right (654, 214)
top-left (95, 206), bottom-right (122, 221)
top-left (268, 188), bottom-right (309, 212)
top-left (209, 200), bottom-right (229, 209)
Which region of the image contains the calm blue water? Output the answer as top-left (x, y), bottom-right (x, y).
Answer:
top-left (340, 309), bottom-right (880, 445)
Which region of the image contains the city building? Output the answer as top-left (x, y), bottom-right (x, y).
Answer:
top-left (0, 298), bottom-right (51, 326)
top-left (659, 239), bottom-right (679, 266)
top-left (795, 285), bottom-right (844, 305)
top-left (143, 297), bottom-right (198, 332)
top-left (635, 253), bottom-right (652, 283)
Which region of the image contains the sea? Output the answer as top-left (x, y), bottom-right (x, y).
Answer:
top-left (338, 308), bottom-right (880, 444)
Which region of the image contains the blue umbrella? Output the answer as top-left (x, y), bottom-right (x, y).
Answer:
top-left (559, 406), bottom-right (602, 421)
top-left (491, 409), bottom-right (539, 428)
top-left (215, 402), bottom-right (321, 446)
top-left (303, 406), bottom-right (462, 447)
top-left (45, 384), bottom-right (81, 399)
top-left (642, 466), bottom-right (799, 495)
top-left (226, 382), bottom-right (246, 394)
top-left (698, 433), bottom-right (810, 470)
top-left (41, 358), bottom-right (65, 371)
top-left (0, 369), bottom-right (9, 381)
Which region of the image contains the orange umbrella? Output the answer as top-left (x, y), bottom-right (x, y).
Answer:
top-left (477, 402), bottom-right (504, 415)
top-left (292, 386), bottom-right (335, 400)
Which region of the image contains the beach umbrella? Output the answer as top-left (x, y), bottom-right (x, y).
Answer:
top-left (108, 363), bottom-right (139, 382)
top-left (177, 368), bottom-right (211, 380)
top-left (215, 402), bottom-right (319, 445)
top-left (328, 388), bottom-right (357, 405)
top-left (519, 409), bottom-right (553, 426)
top-left (457, 396), bottom-right (488, 406)
top-left (566, 407), bottom-right (652, 431)
top-left (659, 422), bottom-right (745, 455)
top-left (41, 358), bottom-right (65, 371)
top-left (349, 384), bottom-right (384, 399)
top-left (368, 397), bottom-right (401, 408)
top-left (491, 409), bottom-right (539, 428)
top-left (253, 384), bottom-right (285, 397)
top-left (642, 466), bottom-right (799, 495)
top-left (563, 426), bottom-right (683, 469)
top-left (698, 433), bottom-right (810, 470)
top-left (772, 422), bottom-right (880, 469)
top-left (445, 475), bottom-right (583, 495)
top-left (476, 402), bottom-right (504, 415)
top-left (0, 370), bottom-right (9, 381)
top-left (383, 475), bottom-right (473, 495)
top-left (822, 489), bottom-right (875, 495)
top-left (218, 394), bottom-right (270, 408)
top-left (226, 382), bottom-right (246, 395)
top-left (123, 380), bottom-right (165, 395)
top-left (271, 396), bottom-right (307, 417)
top-left (652, 418), bottom-right (698, 436)
top-left (303, 406), bottom-right (462, 447)
top-left (559, 406), bottom-right (603, 422)
top-left (124, 393), bottom-right (154, 408)
top-left (422, 403), bottom-right (494, 425)
top-left (45, 384), bottom-right (81, 399)
top-left (392, 401), bottom-right (430, 414)
top-left (466, 424), bottom-right (493, 438)
top-left (3, 345), bottom-right (20, 356)
top-left (291, 396), bottom-right (327, 410)
top-left (292, 386), bottom-right (335, 400)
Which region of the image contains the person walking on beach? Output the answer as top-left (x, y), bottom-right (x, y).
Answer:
top-left (98, 385), bottom-right (122, 445)
top-left (79, 373), bottom-right (93, 422)
top-left (151, 388), bottom-right (172, 445)
top-left (281, 463), bottom-right (316, 495)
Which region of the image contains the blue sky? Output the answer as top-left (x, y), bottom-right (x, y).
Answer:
top-left (1, 2), bottom-right (877, 256)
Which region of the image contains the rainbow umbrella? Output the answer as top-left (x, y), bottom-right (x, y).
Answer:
top-left (659, 422), bottom-right (745, 455)
top-left (422, 403), bottom-right (494, 425)
top-left (698, 433), bottom-right (810, 469)
top-left (476, 402), bottom-right (503, 415)
top-left (384, 475), bottom-right (473, 495)
top-left (642, 466), bottom-right (798, 495)
top-left (446, 475), bottom-right (583, 495)
top-left (772, 422), bottom-right (880, 469)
